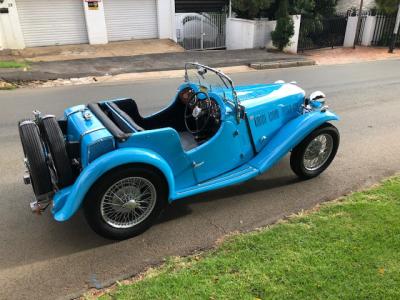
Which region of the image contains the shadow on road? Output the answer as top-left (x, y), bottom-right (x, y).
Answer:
top-left (2, 159), bottom-right (299, 271)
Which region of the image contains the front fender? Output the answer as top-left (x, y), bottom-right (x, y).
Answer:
top-left (250, 110), bottom-right (339, 173)
top-left (52, 148), bottom-right (175, 222)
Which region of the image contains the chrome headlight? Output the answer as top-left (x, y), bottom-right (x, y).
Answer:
top-left (308, 91), bottom-right (328, 112)
top-left (309, 91), bottom-right (326, 106)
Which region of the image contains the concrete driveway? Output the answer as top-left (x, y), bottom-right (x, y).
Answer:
top-left (0, 60), bottom-right (399, 299)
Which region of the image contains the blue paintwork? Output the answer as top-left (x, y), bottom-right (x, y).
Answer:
top-left (52, 78), bottom-right (339, 221)
top-left (172, 110), bottom-right (338, 200)
top-left (239, 84), bottom-right (305, 152)
top-left (249, 110), bottom-right (339, 173)
top-left (52, 148), bottom-right (175, 221)
top-left (64, 105), bottom-right (114, 167)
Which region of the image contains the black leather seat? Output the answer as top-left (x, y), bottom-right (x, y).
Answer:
top-left (108, 102), bottom-right (145, 133)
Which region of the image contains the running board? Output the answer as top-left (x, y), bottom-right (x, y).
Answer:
top-left (172, 164), bottom-right (259, 200)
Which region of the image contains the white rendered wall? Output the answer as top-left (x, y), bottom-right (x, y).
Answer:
top-left (226, 18), bottom-right (256, 49)
top-left (265, 20), bottom-right (276, 49)
top-left (227, 15), bottom-right (301, 53)
top-left (361, 16), bottom-right (377, 46)
top-left (0, 19), bottom-right (5, 50)
top-left (285, 15), bottom-right (301, 53)
top-left (157, 0), bottom-right (176, 41)
top-left (82, 1), bottom-right (108, 44)
top-left (0, 0), bottom-right (25, 49)
top-left (344, 16), bottom-right (358, 47)
top-left (266, 15), bottom-right (301, 53)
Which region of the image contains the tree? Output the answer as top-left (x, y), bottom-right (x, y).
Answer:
top-left (314, 0), bottom-right (338, 17)
top-left (375, 0), bottom-right (400, 14)
top-left (290, 0), bottom-right (338, 16)
top-left (289, 0), bottom-right (339, 50)
top-left (271, 0), bottom-right (295, 50)
top-left (232, 0), bottom-right (275, 19)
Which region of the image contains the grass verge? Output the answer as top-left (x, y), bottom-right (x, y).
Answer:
top-left (0, 60), bottom-right (28, 69)
top-left (100, 177), bottom-right (400, 300)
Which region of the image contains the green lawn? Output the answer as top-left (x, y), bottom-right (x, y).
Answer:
top-left (101, 177), bottom-right (400, 300)
top-left (0, 60), bottom-right (28, 69)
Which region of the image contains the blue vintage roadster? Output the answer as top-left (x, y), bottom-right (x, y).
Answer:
top-left (18, 63), bottom-right (340, 240)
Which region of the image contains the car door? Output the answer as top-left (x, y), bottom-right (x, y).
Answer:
top-left (187, 120), bottom-right (253, 183)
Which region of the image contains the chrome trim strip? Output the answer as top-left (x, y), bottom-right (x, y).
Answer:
top-left (41, 114), bottom-right (56, 120)
top-left (19, 120), bottom-right (35, 127)
top-left (65, 106), bottom-right (87, 119)
top-left (80, 127), bottom-right (105, 140)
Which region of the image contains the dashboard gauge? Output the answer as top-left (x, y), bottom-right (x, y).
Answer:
top-left (179, 88), bottom-right (194, 105)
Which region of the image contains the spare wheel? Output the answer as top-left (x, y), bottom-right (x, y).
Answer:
top-left (41, 116), bottom-right (74, 189)
top-left (19, 120), bottom-right (53, 197)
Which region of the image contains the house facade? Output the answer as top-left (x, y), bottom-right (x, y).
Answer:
top-left (336, 0), bottom-right (376, 13)
top-left (0, 0), bottom-right (176, 49)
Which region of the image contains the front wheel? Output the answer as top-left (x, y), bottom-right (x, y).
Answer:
top-left (290, 124), bottom-right (340, 180)
top-left (83, 165), bottom-right (167, 240)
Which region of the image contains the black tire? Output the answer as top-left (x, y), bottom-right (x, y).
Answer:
top-left (83, 165), bottom-right (168, 240)
top-left (19, 121), bottom-right (53, 197)
top-left (41, 116), bottom-right (74, 189)
top-left (290, 123), bottom-right (340, 180)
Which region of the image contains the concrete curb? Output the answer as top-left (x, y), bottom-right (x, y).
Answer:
top-left (1, 59), bottom-right (316, 84)
top-left (250, 59), bottom-right (316, 70)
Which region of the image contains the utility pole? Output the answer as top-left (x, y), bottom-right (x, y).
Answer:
top-left (388, 1), bottom-right (400, 53)
top-left (353, 0), bottom-right (364, 49)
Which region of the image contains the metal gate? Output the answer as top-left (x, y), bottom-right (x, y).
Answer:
top-left (298, 14), bottom-right (348, 52)
top-left (176, 12), bottom-right (226, 50)
top-left (371, 14), bottom-right (400, 47)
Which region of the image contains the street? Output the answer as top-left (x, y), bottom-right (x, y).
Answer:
top-left (1, 59), bottom-right (400, 300)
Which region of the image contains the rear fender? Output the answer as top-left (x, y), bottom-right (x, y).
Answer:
top-left (250, 110), bottom-right (339, 173)
top-left (52, 148), bottom-right (175, 222)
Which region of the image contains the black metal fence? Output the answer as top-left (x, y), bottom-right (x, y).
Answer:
top-left (298, 14), bottom-right (348, 52)
top-left (371, 14), bottom-right (400, 47)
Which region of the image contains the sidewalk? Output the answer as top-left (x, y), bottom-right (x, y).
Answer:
top-left (0, 39), bottom-right (184, 62)
top-left (0, 49), bottom-right (314, 82)
top-left (304, 46), bottom-right (400, 65)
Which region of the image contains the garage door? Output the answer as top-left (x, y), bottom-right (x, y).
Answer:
top-left (16, 0), bottom-right (88, 47)
top-left (104, 0), bottom-right (158, 41)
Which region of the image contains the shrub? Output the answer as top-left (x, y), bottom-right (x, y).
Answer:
top-left (271, 0), bottom-right (295, 51)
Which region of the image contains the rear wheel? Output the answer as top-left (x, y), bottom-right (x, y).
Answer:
top-left (19, 120), bottom-right (53, 198)
top-left (290, 124), bottom-right (340, 180)
top-left (83, 166), bottom-right (167, 240)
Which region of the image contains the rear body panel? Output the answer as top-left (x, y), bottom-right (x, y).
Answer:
top-left (64, 105), bottom-right (114, 167)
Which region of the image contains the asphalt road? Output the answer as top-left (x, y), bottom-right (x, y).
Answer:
top-left (1, 60), bottom-right (400, 300)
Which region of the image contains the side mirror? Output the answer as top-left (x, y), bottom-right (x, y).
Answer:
top-left (197, 67), bottom-right (207, 78)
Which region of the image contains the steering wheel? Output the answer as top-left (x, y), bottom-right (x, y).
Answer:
top-left (184, 91), bottom-right (212, 135)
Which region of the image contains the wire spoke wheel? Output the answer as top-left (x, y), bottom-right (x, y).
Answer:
top-left (303, 133), bottom-right (334, 171)
top-left (290, 124), bottom-right (340, 180)
top-left (100, 177), bottom-right (157, 229)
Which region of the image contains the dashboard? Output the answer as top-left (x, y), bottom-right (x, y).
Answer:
top-left (178, 87), bottom-right (222, 139)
